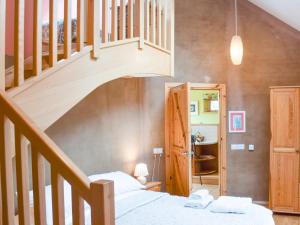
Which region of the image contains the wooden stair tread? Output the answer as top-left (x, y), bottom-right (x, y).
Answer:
top-left (194, 170), bottom-right (217, 175)
top-left (194, 155), bottom-right (216, 162)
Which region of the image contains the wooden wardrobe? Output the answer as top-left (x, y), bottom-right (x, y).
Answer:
top-left (270, 87), bottom-right (300, 213)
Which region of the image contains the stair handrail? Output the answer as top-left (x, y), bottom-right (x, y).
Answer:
top-left (0, 89), bottom-right (115, 225)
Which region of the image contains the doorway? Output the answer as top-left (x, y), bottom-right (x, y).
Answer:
top-left (165, 83), bottom-right (227, 197)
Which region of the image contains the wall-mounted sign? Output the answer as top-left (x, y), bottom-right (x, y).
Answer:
top-left (229, 111), bottom-right (246, 133)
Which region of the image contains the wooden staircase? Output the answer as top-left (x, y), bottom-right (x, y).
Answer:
top-left (2, 0), bottom-right (174, 130)
top-left (0, 0), bottom-right (174, 224)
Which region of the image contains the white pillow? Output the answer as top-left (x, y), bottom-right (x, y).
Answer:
top-left (88, 171), bottom-right (145, 195)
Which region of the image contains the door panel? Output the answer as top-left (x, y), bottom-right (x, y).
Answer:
top-left (272, 89), bottom-right (299, 152)
top-left (270, 88), bottom-right (300, 212)
top-left (271, 152), bottom-right (299, 211)
top-left (169, 83), bottom-right (191, 196)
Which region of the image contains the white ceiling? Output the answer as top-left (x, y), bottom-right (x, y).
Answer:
top-left (248, 0), bottom-right (300, 31)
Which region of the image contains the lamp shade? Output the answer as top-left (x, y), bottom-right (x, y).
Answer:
top-left (230, 35), bottom-right (243, 65)
top-left (134, 163), bottom-right (149, 177)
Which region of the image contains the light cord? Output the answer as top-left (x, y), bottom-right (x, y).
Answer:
top-left (152, 154), bottom-right (157, 182)
top-left (235, 0), bottom-right (238, 36)
top-left (157, 154), bottom-right (161, 181)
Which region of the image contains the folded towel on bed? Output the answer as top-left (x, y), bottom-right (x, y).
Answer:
top-left (185, 194), bottom-right (214, 209)
top-left (189, 189), bottom-right (209, 200)
top-left (209, 196), bottom-right (252, 214)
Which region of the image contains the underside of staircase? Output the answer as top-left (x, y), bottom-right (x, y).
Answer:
top-left (8, 39), bottom-right (172, 130)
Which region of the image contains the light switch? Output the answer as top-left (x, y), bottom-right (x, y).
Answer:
top-left (249, 144), bottom-right (255, 151)
top-left (231, 144), bottom-right (245, 151)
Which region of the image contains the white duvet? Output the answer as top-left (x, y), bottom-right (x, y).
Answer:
top-left (115, 191), bottom-right (275, 225)
top-left (35, 184), bottom-right (274, 225)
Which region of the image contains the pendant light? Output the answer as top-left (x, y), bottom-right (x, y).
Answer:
top-left (230, 0), bottom-right (243, 65)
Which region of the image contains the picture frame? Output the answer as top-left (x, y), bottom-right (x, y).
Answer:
top-left (228, 111), bottom-right (246, 133)
top-left (190, 101), bottom-right (198, 115)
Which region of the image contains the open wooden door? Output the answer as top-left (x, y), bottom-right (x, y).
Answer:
top-left (166, 83), bottom-right (191, 196)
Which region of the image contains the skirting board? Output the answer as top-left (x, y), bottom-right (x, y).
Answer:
top-left (253, 201), bottom-right (269, 207)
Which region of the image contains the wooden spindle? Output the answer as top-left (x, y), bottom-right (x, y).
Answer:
top-left (0, 0), bottom-right (6, 90)
top-left (145, 0), bottom-right (150, 41)
top-left (32, 148), bottom-right (46, 225)
top-left (128, 0), bottom-right (134, 38)
top-left (72, 188), bottom-right (84, 225)
top-left (0, 165), bottom-right (2, 225)
top-left (87, 0), bottom-right (100, 58)
top-left (33, 0), bottom-right (43, 76)
top-left (15, 130), bottom-right (30, 225)
top-left (0, 114), bottom-right (15, 225)
top-left (157, 0), bottom-right (161, 46)
top-left (102, 0), bottom-right (109, 43)
top-left (14, 0), bottom-right (25, 86)
top-left (49, 0), bottom-right (58, 67)
top-left (76, 0), bottom-right (84, 51)
top-left (64, 0), bottom-right (72, 59)
top-left (51, 168), bottom-right (65, 225)
top-left (150, 0), bottom-right (156, 44)
top-left (91, 180), bottom-right (115, 225)
top-left (136, 0), bottom-right (144, 48)
top-left (120, 0), bottom-right (126, 40)
top-left (162, 7), bottom-right (167, 49)
top-left (170, 0), bottom-right (174, 75)
top-left (111, 0), bottom-right (118, 41)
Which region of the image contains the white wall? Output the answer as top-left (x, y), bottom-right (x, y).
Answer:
top-left (248, 0), bottom-right (300, 31)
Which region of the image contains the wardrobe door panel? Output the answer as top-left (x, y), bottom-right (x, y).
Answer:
top-left (271, 152), bottom-right (299, 211)
top-left (271, 88), bottom-right (299, 152)
top-left (270, 88), bottom-right (300, 212)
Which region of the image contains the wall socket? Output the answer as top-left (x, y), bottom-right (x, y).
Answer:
top-left (231, 144), bottom-right (245, 151)
top-left (153, 147), bottom-right (163, 154)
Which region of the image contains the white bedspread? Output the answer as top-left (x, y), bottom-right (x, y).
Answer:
top-left (36, 185), bottom-right (274, 225)
top-left (115, 191), bottom-right (275, 225)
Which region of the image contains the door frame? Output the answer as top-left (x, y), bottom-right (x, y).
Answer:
top-left (165, 82), bottom-right (227, 195)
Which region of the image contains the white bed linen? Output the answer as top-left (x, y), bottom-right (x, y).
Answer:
top-left (115, 191), bottom-right (275, 225)
top-left (32, 184), bottom-right (274, 225)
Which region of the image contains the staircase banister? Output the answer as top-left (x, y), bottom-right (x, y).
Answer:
top-left (0, 90), bottom-right (93, 203)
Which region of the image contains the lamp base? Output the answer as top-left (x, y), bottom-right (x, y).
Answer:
top-left (137, 176), bottom-right (147, 185)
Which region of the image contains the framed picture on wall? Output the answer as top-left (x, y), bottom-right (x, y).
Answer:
top-left (229, 111), bottom-right (246, 133)
top-left (190, 101), bottom-right (198, 115)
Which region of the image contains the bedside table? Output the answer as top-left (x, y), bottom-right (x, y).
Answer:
top-left (144, 181), bottom-right (162, 192)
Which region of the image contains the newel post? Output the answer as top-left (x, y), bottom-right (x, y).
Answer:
top-left (91, 180), bottom-right (115, 225)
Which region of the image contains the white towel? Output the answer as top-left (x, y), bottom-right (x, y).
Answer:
top-left (209, 196), bottom-right (252, 214)
top-left (185, 194), bottom-right (214, 209)
top-left (189, 189), bottom-right (209, 200)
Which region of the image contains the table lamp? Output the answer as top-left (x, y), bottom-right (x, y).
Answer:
top-left (134, 163), bottom-right (149, 184)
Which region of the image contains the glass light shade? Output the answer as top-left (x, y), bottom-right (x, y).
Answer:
top-left (230, 35), bottom-right (243, 65)
top-left (134, 163), bottom-right (149, 177)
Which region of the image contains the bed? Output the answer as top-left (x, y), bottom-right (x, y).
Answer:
top-left (29, 171), bottom-right (275, 225)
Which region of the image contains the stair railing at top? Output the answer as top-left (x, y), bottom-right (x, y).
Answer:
top-left (0, 0), bottom-right (174, 91)
top-left (0, 89), bottom-right (115, 225)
